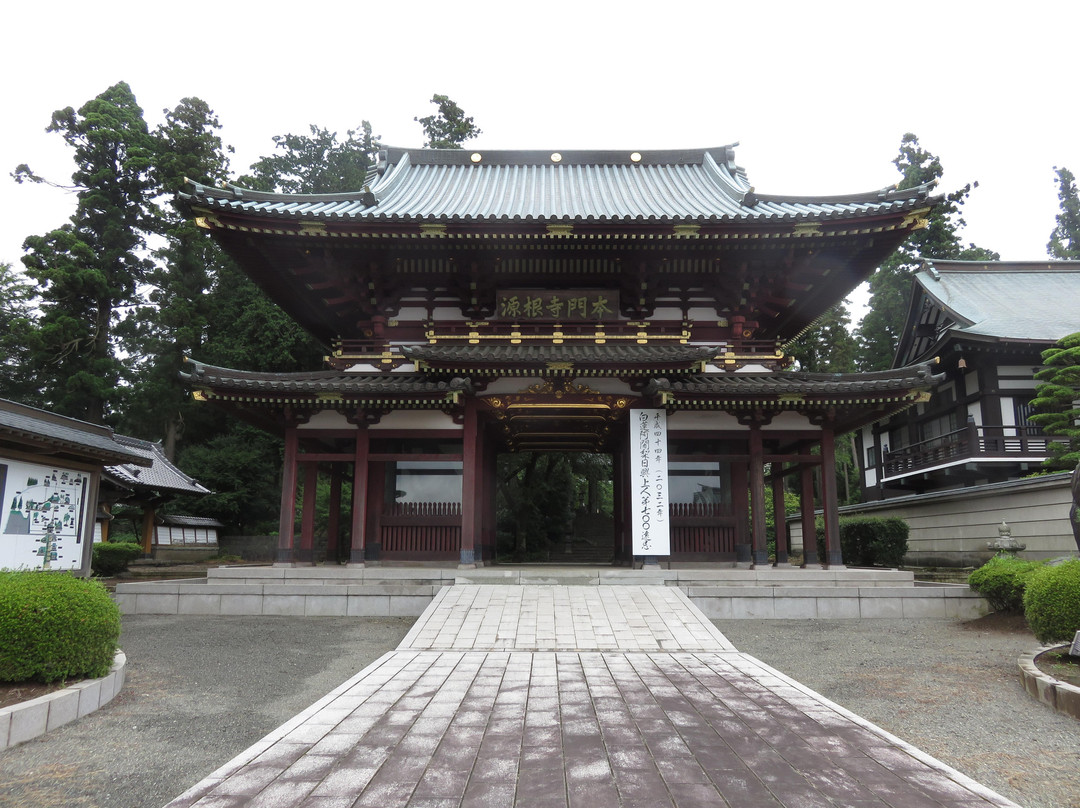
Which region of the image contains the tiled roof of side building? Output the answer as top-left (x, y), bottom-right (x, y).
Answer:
top-left (916, 260), bottom-right (1080, 343)
top-left (0, 398), bottom-right (149, 466)
top-left (402, 344), bottom-right (721, 363)
top-left (106, 435), bottom-right (210, 495)
top-left (181, 146), bottom-right (935, 224)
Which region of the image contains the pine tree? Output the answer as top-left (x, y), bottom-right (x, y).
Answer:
top-left (1030, 332), bottom-right (1080, 471)
top-left (1048, 167), bottom-right (1080, 259)
top-left (14, 82), bottom-right (155, 423)
top-left (415, 95), bottom-right (481, 149)
top-left (856, 134), bottom-right (998, 370)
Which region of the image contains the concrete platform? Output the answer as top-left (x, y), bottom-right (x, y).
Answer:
top-left (114, 564), bottom-right (990, 620)
top-left (164, 585), bottom-right (1016, 807)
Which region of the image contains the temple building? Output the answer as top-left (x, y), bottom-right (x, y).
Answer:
top-left (179, 145), bottom-right (940, 568)
top-left (860, 259), bottom-right (1080, 499)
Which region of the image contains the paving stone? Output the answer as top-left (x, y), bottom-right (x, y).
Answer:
top-left (163, 585), bottom-right (1021, 808)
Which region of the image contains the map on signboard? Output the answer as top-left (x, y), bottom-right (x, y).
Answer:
top-left (1, 460), bottom-right (89, 571)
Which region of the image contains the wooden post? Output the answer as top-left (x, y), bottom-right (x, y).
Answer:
top-left (800, 461), bottom-right (819, 567)
top-left (326, 464), bottom-right (342, 563)
top-left (749, 423), bottom-right (768, 567)
top-left (820, 427), bottom-right (844, 568)
top-left (460, 397), bottom-right (479, 568)
top-left (277, 425), bottom-right (299, 564)
top-left (140, 506), bottom-right (155, 558)
top-left (349, 427), bottom-right (369, 566)
top-left (772, 472), bottom-right (789, 566)
top-left (731, 460), bottom-right (750, 565)
top-left (298, 462), bottom-right (318, 564)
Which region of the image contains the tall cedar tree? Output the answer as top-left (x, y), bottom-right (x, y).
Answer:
top-left (1047, 167), bottom-right (1080, 259)
top-left (14, 82), bottom-right (155, 423)
top-left (1030, 332), bottom-right (1080, 471)
top-left (856, 134), bottom-right (998, 371)
top-left (0, 263), bottom-right (40, 406)
top-left (416, 95), bottom-right (482, 149)
top-left (241, 123), bottom-right (379, 193)
top-left (119, 98), bottom-right (233, 457)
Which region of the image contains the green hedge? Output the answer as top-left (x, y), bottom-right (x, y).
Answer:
top-left (91, 541), bottom-right (143, 576)
top-left (1023, 559), bottom-right (1080, 644)
top-left (968, 555), bottom-right (1044, 613)
top-left (0, 572), bottom-right (122, 683)
top-left (815, 516), bottom-right (909, 567)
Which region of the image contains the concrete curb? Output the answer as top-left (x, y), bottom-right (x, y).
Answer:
top-left (1018, 644), bottom-right (1080, 720)
top-left (0, 650), bottom-right (127, 750)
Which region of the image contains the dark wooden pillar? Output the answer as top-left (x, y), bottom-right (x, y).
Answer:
top-left (140, 507), bottom-right (155, 558)
top-left (820, 427), bottom-right (844, 567)
top-left (348, 427), bottom-right (369, 566)
top-left (298, 462), bottom-right (318, 564)
top-left (460, 397), bottom-right (479, 568)
top-left (731, 460), bottom-right (750, 564)
top-left (326, 464), bottom-right (342, 563)
top-left (748, 423), bottom-right (769, 566)
top-left (277, 424), bottom-right (299, 564)
top-left (800, 461), bottom-right (819, 567)
top-left (772, 472), bottom-right (789, 566)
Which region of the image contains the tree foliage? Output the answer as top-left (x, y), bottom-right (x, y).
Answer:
top-left (0, 262), bottom-right (41, 406)
top-left (1047, 166), bottom-right (1080, 259)
top-left (856, 134), bottom-right (999, 371)
top-left (240, 123), bottom-right (379, 193)
top-left (788, 302), bottom-right (857, 373)
top-left (1030, 332), bottom-right (1080, 472)
top-left (14, 82), bottom-right (155, 423)
top-left (415, 94), bottom-right (482, 149)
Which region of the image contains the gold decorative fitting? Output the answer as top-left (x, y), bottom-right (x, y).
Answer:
top-left (550, 153), bottom-right (562, 163)
top-left (778, 393), bottom-right (806, 403)
top-left (470, 152), bottom-right (482, 163)
top-left (673, 224), bottom-right (700, 238)
top-left (546, 223), bottom-right (574, 236)
top-left (317, 393), bottom-right (344, 402)
top-left (914, 391), bottom-right (933, 402)
top-left (192, 390), bottom-right (208, 402)
top-left (546, 362), bottom-right (574, 370)
top-left (902, 207), bottom-right (933, 231)
top-left (792, 222), bottom-right (822, 237)
top-left (299, 222), bottom-right (328, 236)
top-left (420, 223), bottom-right (447, 237)
top-left (630, 152), bottom-right (642, 163)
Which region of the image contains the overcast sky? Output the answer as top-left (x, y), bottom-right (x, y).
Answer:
top-left (3, 1), bottom-right (1078, 317)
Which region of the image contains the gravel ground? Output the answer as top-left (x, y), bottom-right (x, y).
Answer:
top-left (716, 617), bottom-right (1080, 808)
top-left (0, 613), bottom-right (1075, 808)
top-left (0, 615), bottom-right (413, 808)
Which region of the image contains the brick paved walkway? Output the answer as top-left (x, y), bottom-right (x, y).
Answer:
top-left (165, 586), bottom-right (1019, 807)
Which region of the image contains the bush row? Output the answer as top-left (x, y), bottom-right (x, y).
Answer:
top-left (812, 516), bottom-right (909, 568)
top-left (968, 555), bottom-right (1080, 644)
top-left (91, 541), bottom-right (143, 576)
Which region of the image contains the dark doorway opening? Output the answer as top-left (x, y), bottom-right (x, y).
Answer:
top-left (495, 451), bottom-right (614, 564)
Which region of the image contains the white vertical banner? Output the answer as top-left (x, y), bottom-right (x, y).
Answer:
top-left (630, 408), bottom-right (670, 556)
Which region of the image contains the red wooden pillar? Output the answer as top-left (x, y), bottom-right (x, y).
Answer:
top-left (749, 423), bottom-right (769, 567)
top-left (276, 424), bottom-right (299, 564)
top-left (772, 472), bottom-right (789, 566)
top-left (460, 397), bottom-right (479, 568)
top-left (731, 460), bottom-right (750, 564)
top-left (820, 427), bottom-right (844, 568)
top-left (326, 464), bottom-right (342, 563)
top-left (298, 462), bottom-right (318, 564)
top-left (349, 427), bottom-right (369, 566)
top-left (800, 460), bottom-right (820, 567)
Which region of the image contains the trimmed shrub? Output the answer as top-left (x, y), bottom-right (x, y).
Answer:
top-left (1023, 559), bottom-right (1080, 644)
top-left (91, 541), bottom-right (143, 576)
top-left (0, 571), bottom-right (122, 683)
top-left (968, 555), bottom-right (1044, 612)
top-left (833, 517), bottom-right (909, 567)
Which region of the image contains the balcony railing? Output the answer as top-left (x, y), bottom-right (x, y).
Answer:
top-left (882, 424), bottom-right (1048, 478)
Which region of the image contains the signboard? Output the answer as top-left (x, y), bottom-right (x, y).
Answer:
top-left (495, 290), bottom-right (619, 322)
top-left (630, 409), bottom-right (670, 555)
top-left (1, 459), bottom-right (91, 572)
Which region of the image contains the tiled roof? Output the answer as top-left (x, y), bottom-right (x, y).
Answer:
top-left (106, 436), bottom-right (210, 496)
top-left (159, 515), bottom-right (224, 528)
top-left (180, 360), bottom-right (471, 396)
top-left (649, 365), bottom-right (941, 397)
top-left (182, 146), bottom-right (934, 225)
top-left (917, 260), bottom-right (1080, 343)
top-left (0, 398), bottom-right (148, 466)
